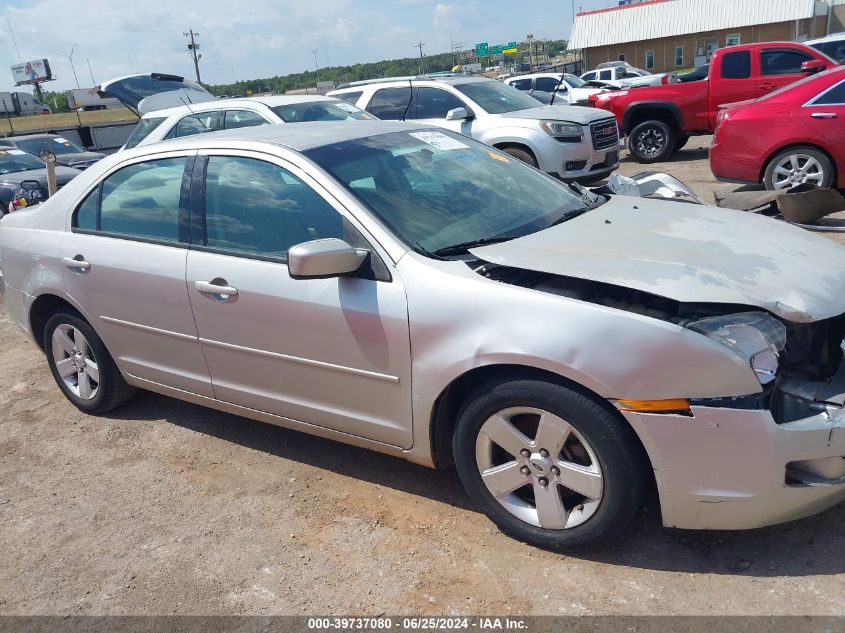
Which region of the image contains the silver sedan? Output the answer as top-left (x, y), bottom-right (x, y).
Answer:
top-left (1, 120), bottom-right (844, 550)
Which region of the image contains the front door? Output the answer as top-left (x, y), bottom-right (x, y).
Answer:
top-left (412, 86), bottom-right (478, 136)
top-left (185, 152), bottom-right (414, 447)
top-left (60, 152), bottom-right (214, 396)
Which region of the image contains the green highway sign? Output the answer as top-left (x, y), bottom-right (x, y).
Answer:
top-left (475, 42), bottom-right (488, 57)
top-left (490, 45), bottom-right (502, 55)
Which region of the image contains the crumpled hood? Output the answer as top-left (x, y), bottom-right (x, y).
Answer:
top-left (496, 105), bottom-right (614, 124)
top-left (471, 196), bottom-right (845, 323)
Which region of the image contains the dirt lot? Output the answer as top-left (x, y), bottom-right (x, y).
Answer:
top-left (2, 142), bottom-right (845, 616)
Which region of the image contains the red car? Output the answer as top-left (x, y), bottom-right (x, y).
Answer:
top-left (710, 65), bottom-right (845, 190)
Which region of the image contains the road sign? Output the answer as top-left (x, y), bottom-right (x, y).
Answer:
top-left (475, 42), bottom-right (488, 57)
top-left (490, 45), bottom-right (502, 55)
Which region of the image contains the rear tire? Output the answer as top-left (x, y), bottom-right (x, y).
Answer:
top-left (453, 377), bottom-right (648, 551)
top-left (628, 120), bottom-right (676, 163)
top-left (44, 310), bottom-right (136, 414)
top-left (763, 146), bottom-right (834, 190)
top-left (501, 146), bottom-right (538, 168)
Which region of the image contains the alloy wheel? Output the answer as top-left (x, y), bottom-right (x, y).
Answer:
top-left (475, 406), bottom-right (603, 530)
top-left (634, 128), bottom-right (665, 158)
top-left (51, 324), bottom-right (100, 401)
top-left (771, 153), bottom-right (826, 189)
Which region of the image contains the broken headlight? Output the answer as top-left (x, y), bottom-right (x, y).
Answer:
top-left (687, 312), bottom-right (787, 385)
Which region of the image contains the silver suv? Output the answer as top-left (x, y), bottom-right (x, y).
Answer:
top-left (329, 76), bottom-right (621, 182)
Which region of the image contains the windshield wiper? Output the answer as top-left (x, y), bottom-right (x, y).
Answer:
top-left (433, 236), bottom-right (519, 257)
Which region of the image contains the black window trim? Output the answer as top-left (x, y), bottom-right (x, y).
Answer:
top-left (70, 154), bottom-right (194, 248)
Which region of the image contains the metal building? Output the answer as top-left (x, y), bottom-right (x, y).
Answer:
top-left (569, 0), bottom-right (839, 73)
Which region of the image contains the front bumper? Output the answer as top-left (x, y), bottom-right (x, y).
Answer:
top-left (545, 141), bottom-right (623, 182)
top-left (622, 364), bottom-right (845, 530)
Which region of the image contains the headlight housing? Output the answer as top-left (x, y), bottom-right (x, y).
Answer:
top-left (540, 120), bottom-right (583, 142)
top-left (687, 312), bottom-right (787, 385)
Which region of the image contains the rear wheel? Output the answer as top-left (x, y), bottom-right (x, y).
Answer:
top-left (763, 146), bottom-right (834, 190)
top-left (453, 378), bottom-right (648, 550)
top-left (628, 120), bottom-right (676, 163)
top-left (45, 310), bottom-right (135, 414)
top-left (501, 146), bottom-right (538, 168)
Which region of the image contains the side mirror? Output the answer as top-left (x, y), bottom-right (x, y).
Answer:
top-left (288, 238), bottom-right (368, 280)
top-left (445, 107), bottom-right (469, 121)
top-left (800, 60), bottom-right (827, 74)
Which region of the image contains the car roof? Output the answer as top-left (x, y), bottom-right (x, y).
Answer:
top-left (331, 76), bottom-right (492, 92)
top-left (0, 133), bottom-right (62, 141)
top-left (806, 31), bottom-right (845, 44)
top-left (141, 95), bottom-right (339, 119)
top-left (132, 120), bottom-right (423, 154)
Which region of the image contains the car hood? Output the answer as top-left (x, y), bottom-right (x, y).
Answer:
top-left (55, 151), bottom-right (106, 167)
top-left (97, 72), bottom-right (216, 115)
top-left (470, 196), bottom-right (845, 323)
top-left (496, 105), bottom-right (615, 124)
top-left (0, 165), bottom-right (81, 188)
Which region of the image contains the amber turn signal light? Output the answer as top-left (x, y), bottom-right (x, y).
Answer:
top-left (616, 399), bottom-right (691, 414)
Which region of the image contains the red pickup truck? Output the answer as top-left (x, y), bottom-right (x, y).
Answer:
top-left (589, 42), bottom-right (837, 163)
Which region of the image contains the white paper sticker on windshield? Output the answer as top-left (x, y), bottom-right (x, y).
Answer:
top-left (335, 102), bottom-right (358, 112)
top-left (6, 149), bottom-right (26, 155)
top-left (54, 137), bottom-right (71, 144)
top-left (409, 131), bottom-right (469, 151)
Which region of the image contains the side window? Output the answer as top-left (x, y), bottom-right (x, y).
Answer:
top-left (645, 51), bottom-right (655, 70)
top-left (535, 77), bottom-right (562, 92)
top-left (761, 50), bottom-right (811, 76)
top-left (224, 109), bottom-right (267, 129)
top-left (92, 158), bottom-right (187, 242)
top-left (73, 186), bottom-right (99, 230)
top-left (598, 69), bottom-right (612, 80)
top-left (509, 79), bottom-right (532, 91)
top-left (813, 80), bottom-right (845, 105)
top-left (366, 87), bottom-right (413, 120)
top-left (675, 46), bottom-right (684, 67)
top-left (203, 156), bottom-right (343, 258)
top-left (582, 72), bottom-right (596, 81)
top-left (335, 91), bottom-right (362, 104)
top-left (412, 87), bottom-right (465, 119)
top-left (721, 51), bottom-right (751, 79)
top-left (173, 112), bottom-right (220, 138)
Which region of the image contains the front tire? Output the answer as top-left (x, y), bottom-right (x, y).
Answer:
top-left (45, 310), bottom-right (136, 414)
top-left (453, 378), bottom-right (648, 550)
top-left (628, 120), bottom-right (676, 163)
top-left (763, 146), bottom-right (834, 190)
top-left (501, 146), bottom-right (538, 168)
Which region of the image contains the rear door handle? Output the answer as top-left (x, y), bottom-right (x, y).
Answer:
top-left (810, 112), bottom-right (839, 119)
top-left (757, 84), bottom-right (775, 90)
top-left (195, 280), bottom-right (238, 298)
top-left (62, 256), bottom-right (91, 271)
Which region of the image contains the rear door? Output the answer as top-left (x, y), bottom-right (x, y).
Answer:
top-left (60, 150), bottom-right (213, 396)
top-left (709, 49), bottom-right (757, 126)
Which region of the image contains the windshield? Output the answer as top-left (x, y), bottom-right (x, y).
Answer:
top-left (455, 81), bottom-right (542, 114)
top-left (564, 74), bottom-right (586, 87)
top-left (124, 117), bottom-right (166, 149)
top-left (14, 136), bottom-right (84, 156)
top-left (0, 149), bottom-right (45, 174)
top-left (304, 130), bottom-right (588, 255)
top-left (270, 102), bottom-right (371, 122)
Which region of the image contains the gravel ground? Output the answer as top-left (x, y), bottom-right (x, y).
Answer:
top-left (2, 142), bottom-right (845, 616)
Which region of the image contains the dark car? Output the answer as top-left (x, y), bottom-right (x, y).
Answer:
top-left (677, 64), bottom-right (709, 82)
top-left (0, 149), bottom-right (81, 214)
top-left (0, 134), bottom-right (105, 170)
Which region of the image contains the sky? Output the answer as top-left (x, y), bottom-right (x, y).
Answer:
top-left (0, 0), bottom-right (613, 91)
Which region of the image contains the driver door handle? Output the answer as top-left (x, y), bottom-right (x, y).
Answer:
top-left (62, 256), bottom-right (91, 271)
top-left (810, 112), bottom-right (838, 119)
top-left (757, 83), bottom-right (775, 90)
top-left (195, 280), bottom-right (239, 297)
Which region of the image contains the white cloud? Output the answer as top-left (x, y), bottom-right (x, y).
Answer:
top-left (432, 3), bottom-right (462, 30)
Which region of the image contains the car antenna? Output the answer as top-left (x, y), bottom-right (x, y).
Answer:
top-left (399, 78), bottom-right (414, 121)
top-left (549, 72), bottom-right (566, 106)
top-left (179, 94), bottom-right (210, 130)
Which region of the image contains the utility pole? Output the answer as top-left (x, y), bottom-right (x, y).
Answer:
top-left (86, 58), bottom-right (95, 84)
top-left (61, 44), bottom-right (81, 89)
top-left (184, 29), bottom-right (202, 84)
top-left (415, 42), bottom-right (427, 74)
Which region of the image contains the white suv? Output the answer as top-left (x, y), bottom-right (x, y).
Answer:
top-left (329, 76), bottom-right (621, 182)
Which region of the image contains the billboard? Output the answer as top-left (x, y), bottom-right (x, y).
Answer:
top-left (11, 59), bottom-right (54, 86)
top-left (316, 81), bottom-right (336, 96)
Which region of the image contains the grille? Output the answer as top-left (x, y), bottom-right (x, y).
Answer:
top-left (590, 119), bottom-right (619, 150)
